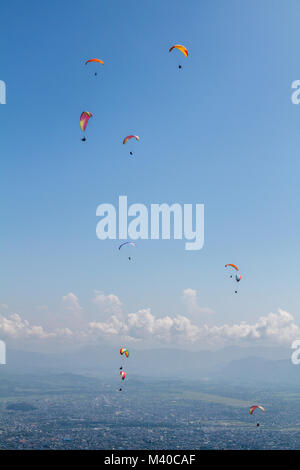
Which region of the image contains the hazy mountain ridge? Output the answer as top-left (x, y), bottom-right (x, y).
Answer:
top-left (1, 345), bottom-right (297, 385)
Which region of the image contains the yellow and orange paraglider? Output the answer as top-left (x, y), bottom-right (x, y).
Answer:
top-left (169, 45), bottom-right (188, 57)
top-left (169, 45), bottom-right (188, 70)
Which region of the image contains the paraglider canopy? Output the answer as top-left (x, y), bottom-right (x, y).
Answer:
top-left (118, 242), bottom-right (136, 250)
top-left (120, 347), bottom-right (129, 358)
top-left (249, 405), bottom-right (265, 415)
top-left (169, 45), bottom-right (189, 57)
top-left (123, 135), bottom-right (140, 145)
top-left (123, 135), bottom-right (139, 156)
top-left (225, 264), bottom-right (239, 271)
top-left (85, 58), bottom-right (104, 65)
top-left (169, 45), bottom-right (188, 70)
top-left (80, 111), bottom-right (92, 132)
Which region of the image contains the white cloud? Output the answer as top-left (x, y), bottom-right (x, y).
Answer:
top-left (197, 309), bottom-right (300, 347)
top-left (0, 312), bottom-right (75, 344)
top-left (60, 292), bottom-right (84, 328)
top-left (89, 315), bottom-right (127, 337)
top-left (182, 288), bottom-right (214, 317)
top-left (0, 313), bottom-right (53, 340)
top-left (87, 308), bottom-right (300, 347)
top-left (0, 290), bottom-right (299, 350)
top-left (62, 293), bottom-right (82, 313)
top-left (93, 291), bottom-right (123, 319)
top-left (126, 309), bottom-right (199, 343)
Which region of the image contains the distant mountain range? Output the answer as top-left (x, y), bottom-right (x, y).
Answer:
top-left (1, 344), bottom-right (298, 385)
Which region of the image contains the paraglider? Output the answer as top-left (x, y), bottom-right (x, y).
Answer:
top-left (123, 135), bottom-right (139, 156)
top-left (85, 58), bottom-right (104, 65)
top-left (120, 348), bottom-right (129, 369)
top-left (80, 111), bottom-right (92, 141)
top-left (169, 45), bottom-right (189, 57)
top-left (225, 263), bottom-right (239, 270)
top-left (235, 274), bottom-right (242, 294)
top-left (118, 242), bottom-right (136, 250)
top-left (85, 58), bottom-right (104, 76)
top-left (249, 405), bottom-right (265, 427)
top-left (119, 370), bottom-right (126, 391)
top-left (225, 264), bottom-right (242, 293)
top-left (120, 347), bottom-right (129, 358)
top-left (119, 348), bottom-right (129, 391)
top-left (118, 242), bottom-right (136, 260)
top-left (169, 44), bottom-right (188, 69)
top-left (123, 135), bottom-right (139, 145)
top-left (225, 264), bottom-right (239, 277)
top-left (249, 405), bottom-right (265, 415)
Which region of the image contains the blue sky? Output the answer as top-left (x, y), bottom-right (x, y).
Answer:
top-left (1, 0), bottom-right (300, 348)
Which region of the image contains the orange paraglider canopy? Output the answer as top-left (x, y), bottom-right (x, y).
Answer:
top-left (85, 58), bottom-right (104, 65)
top-left (225, 264), bottom-right (239, 271)
top-left (169, 45), bottom-right (188, 57)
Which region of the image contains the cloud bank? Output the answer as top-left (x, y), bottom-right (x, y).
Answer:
top-left (0, 291), bottom-right (299, 349)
